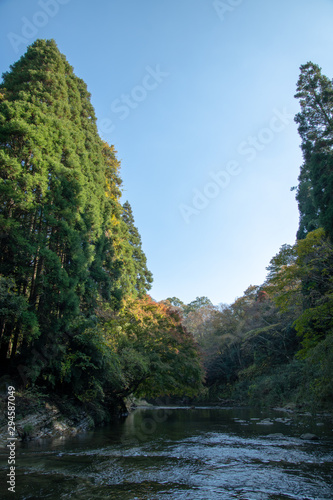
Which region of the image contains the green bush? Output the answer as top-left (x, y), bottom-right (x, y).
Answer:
top-left (305, 334), bottom-right (333, 407)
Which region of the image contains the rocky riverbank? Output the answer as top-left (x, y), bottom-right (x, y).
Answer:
top-left (0, 394), bottom-right (93, 447)
top-left (0, 388), bottom-right (134, 447)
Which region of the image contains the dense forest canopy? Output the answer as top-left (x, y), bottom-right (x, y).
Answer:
top-left (0, 42), bottom-right (332, 416)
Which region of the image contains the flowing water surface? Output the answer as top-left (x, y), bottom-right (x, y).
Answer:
top-left (1, 407), bottom-right (332, 499)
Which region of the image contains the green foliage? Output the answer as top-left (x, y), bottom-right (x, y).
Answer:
top-left (121, 201), bottom-right (153, 297)
top-left (0, 39), bottom-right (114, 369)
top-left (266, 229), bottom-right (333, 356)
top-left (165, 297), bottom-right (185, 308)
top-left (246, 360), bottom-right (307, 407)
top-left (305, 334), bottom-right (333, 404)
top-left (0, 276), bottom-right (39, 361)
top-left (294, 294), bottom-right (333, 356)
top-left (52, 295), bottom-right (204, 405)
top-left (183, 296), bottom-right (213, 315)
top-left (99, 296), bottom-right (205, 399)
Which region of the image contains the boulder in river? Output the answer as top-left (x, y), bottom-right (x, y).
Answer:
top-left (300, 433), bottom-right (319, 441)
top-left (256, 419), bottom-right (274, 425)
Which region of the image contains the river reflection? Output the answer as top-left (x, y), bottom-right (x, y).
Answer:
top-left (1, 407), bottom-right (332, 499)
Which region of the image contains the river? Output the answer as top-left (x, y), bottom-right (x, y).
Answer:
top-left (1, 407), bottom-right (332, 499)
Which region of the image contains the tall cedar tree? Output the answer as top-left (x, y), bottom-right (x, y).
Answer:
top-left (121, 201), bottom-right (153, 297)
top-left (294, 62), bottom-right (333, 240)
top-left (0, 40), bottom-right (124, 374)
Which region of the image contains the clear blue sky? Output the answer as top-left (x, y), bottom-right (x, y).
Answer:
top-left (1, 0), bottom-right (333, 305)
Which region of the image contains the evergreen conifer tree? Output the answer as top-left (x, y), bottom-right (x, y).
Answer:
top-left (0, 40), bottom-right (120, 374)
top-left (121, 201), bottom-right (153, 297)
top-left (294, 62), bottom-right (333, 240)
